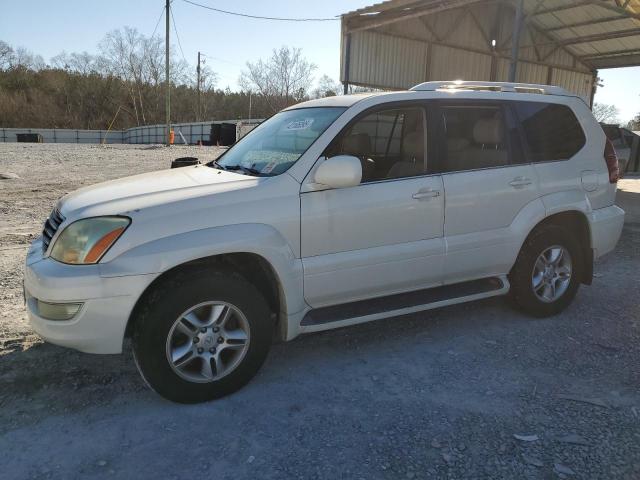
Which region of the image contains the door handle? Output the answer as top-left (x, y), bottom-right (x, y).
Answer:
top-left (509, 176), bottom-right (532, 188)
top-left (412, 189), bottom-right (441, 200)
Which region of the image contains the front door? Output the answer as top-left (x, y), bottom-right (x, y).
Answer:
top-left (300, 104), bottom-right (445, 308)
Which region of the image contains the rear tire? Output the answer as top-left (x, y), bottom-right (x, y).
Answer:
top-left (509, 225), bottom-right (582, 317)
top-left (132, 268), bottom-right (272, 403)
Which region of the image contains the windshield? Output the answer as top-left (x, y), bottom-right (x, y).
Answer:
top-left (214, 107), bottom-right (346, 176)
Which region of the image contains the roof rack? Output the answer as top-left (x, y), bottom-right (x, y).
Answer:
top-left (410, 81), bottom-right (573, 97)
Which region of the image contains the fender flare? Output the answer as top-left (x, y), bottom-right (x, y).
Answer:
top-left (511, 191), bottom-right (593, 283)
top-left (99, 223), bottom-right (306, 326)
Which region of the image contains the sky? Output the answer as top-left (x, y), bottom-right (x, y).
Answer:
top-left (0, 0), bottom-right (638, 124)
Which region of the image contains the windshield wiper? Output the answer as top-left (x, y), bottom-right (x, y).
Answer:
top-left (209, 159), bottom-right (228, 171)
top-left (224, 165), bottom-right (269, 177)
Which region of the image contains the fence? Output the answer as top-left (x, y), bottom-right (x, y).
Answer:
top-left (0, 128), bottom-right (124, 144)
top-left (1, 119), bottom-right (262, 145)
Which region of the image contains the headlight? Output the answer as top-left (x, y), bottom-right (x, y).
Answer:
top-left (50, 216), bottom-right (130, 264)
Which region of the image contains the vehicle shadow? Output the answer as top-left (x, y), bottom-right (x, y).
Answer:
top-left (0, 294), bottom-right (529, 414)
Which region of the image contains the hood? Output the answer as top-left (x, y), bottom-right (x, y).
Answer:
top-left (58, 165), bottom-right (261, 217)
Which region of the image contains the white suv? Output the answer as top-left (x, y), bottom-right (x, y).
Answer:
top-left (24, 81), bottom-right (625, 403)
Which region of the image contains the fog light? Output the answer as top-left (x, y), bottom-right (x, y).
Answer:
top-left (36, 299), bottom-right (83, 321)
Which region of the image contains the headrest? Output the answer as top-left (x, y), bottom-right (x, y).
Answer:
top-left (342, 133), bottom-right (371, 157)
top-left (473, 117), bottom-right (503, 145)
top-left (402, 132), bottom-right (423, 160)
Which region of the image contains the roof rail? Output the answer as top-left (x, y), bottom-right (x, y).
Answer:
top-left (410, 81), bottom-right (573, 96)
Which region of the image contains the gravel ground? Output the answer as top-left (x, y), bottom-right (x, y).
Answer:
top-left (0, 144), bottom-right (639, 480)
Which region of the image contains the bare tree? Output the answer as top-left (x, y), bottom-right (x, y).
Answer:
top-left (199, 64), bottom-right (219, 92)
top-left (592, 102), bottom-right (620, 124)
top-left (239, 46), bottom-right (316, 112)
top-left (624, 111), bottom-right (639, 130)
top-left (312, 75), bottom-right (342, 98)
top-left (0, 41), bottom-right (14, 70)
top-left (51, 51), bottom-right (98, 75)
top-left (0, 42), bottom-right (45, 70)
top-left (98, 27), bottom-right (194, 125)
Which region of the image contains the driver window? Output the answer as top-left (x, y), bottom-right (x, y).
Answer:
top-left (327, 107), bottom-right (426, 183)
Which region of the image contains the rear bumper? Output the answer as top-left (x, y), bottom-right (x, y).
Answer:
top-left (588, 205), bottom-right (625, 259)
top-left (24, 238), bottom-right (156, 354)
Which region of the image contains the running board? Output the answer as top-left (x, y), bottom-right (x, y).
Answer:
top-left (300, 276), bottom-right (509, 331)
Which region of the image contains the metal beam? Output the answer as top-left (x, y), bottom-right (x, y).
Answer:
top-left (344, 0), bottom-right (488, 34)
top-left (441, 8), bottom-right (469, 42)
top-left (343, 33), bottom-right (352, 95)
top-left (582, 47), bottom-right (640, 59)
top-left (374, 30), bottom-right (591, 74)
top-left (467, 7), bottom-right (491, 45)
top-left (509, 0), bottom-right (525, 82)
top-left (533, 0), bottom-right (640, 21)
top-left (542, 15), bottom-right (627, 32)
top-left (533, 27), bottom-right (640, 46)
top-left (533, 2), bottom-right (590, 16)
top-left (419, 16), bottom-right (442, 42)
top-left (588, 52), bottom-right (640, 68)
top-left (344, 0), bottom-right (426, 18)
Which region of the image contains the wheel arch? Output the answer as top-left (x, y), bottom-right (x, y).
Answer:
top-left (110, 224), bottom-right (305, 344)
top-left (125, 252), bottom-right (290, 341)
top-left (517, 210), bottom-right (593, 285)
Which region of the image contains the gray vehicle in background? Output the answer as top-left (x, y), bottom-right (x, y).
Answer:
top-left (601, 124), bottom-right (640, 175)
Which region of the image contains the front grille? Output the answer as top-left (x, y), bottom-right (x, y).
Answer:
top-left (42, 208), bottom-right (65, 253)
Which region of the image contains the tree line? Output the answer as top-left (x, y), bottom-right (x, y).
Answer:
top-left (0, 29), bottom-right (344, 130)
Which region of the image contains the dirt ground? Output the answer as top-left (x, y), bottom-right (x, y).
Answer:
top-left (0, 144), bottom-right (639, 480)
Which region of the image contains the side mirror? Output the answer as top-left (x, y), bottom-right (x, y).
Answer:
top-left (314, 155), bottom-right (362, 189)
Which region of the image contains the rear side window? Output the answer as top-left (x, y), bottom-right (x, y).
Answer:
top-left (439, 105), bottom-right (509, 172)
top-left (515, 102), bottom-right (585, 161)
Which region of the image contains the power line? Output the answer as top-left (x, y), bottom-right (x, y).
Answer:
top-left (150, 4), bottom-right (166, 38)
top-left (169, 4), bottom-right (187, 62)
top-left (181, 0), bottom-right (339, 22)
top-left (200, 52), bottom-right (243, 68)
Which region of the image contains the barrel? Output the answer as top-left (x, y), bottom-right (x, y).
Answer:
top-left (171, 157), bottom-right (200, 169)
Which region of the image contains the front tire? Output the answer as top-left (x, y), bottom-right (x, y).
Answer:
top-left (509, 225), bottom-right (582, 317)
top-left (132, 268), bottom-right (272, 403)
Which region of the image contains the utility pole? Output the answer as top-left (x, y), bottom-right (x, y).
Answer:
top-left (165, 0), bottom-right (171, 146)
top-left (196, 51), bottom-right (201, 122)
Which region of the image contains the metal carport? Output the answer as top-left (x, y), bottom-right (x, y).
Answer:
top-left (340, 0), bottom-right (640, 104)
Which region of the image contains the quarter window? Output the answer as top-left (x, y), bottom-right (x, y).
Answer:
top-left (515, 102), bottom-right (585, 161)
top-left (328, 107), bottom-right (426, 182)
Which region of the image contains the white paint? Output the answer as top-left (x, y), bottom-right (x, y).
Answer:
top-left (24, 85), bottom-right (625, 354)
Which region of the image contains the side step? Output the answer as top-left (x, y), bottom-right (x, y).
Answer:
top-left (300, 276), bottom-right (508, 330)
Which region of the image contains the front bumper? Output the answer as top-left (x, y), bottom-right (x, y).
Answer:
top-left (24, 238), bottom-right (156, 354)
top-left (588, 204), bottom-right (625, 259)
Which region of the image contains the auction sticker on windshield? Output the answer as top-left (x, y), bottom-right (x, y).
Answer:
top-left (261, 161), bottom-right (277, 174)
top-left (286, 118), bottom-right (314, 130)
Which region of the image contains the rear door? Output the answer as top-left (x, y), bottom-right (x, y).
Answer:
top-left (431, 100), bottom-right (539, 283)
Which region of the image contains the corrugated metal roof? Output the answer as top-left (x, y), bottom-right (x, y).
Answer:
top-left (343, 0), bottom-right (640, 70)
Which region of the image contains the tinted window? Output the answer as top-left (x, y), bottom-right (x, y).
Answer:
top-left (437, 105), bottom-right (510, 172)
top-left (516, 103), bottom-right (585, 161)
top-left (328, 107), bottom-right (426, 182)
